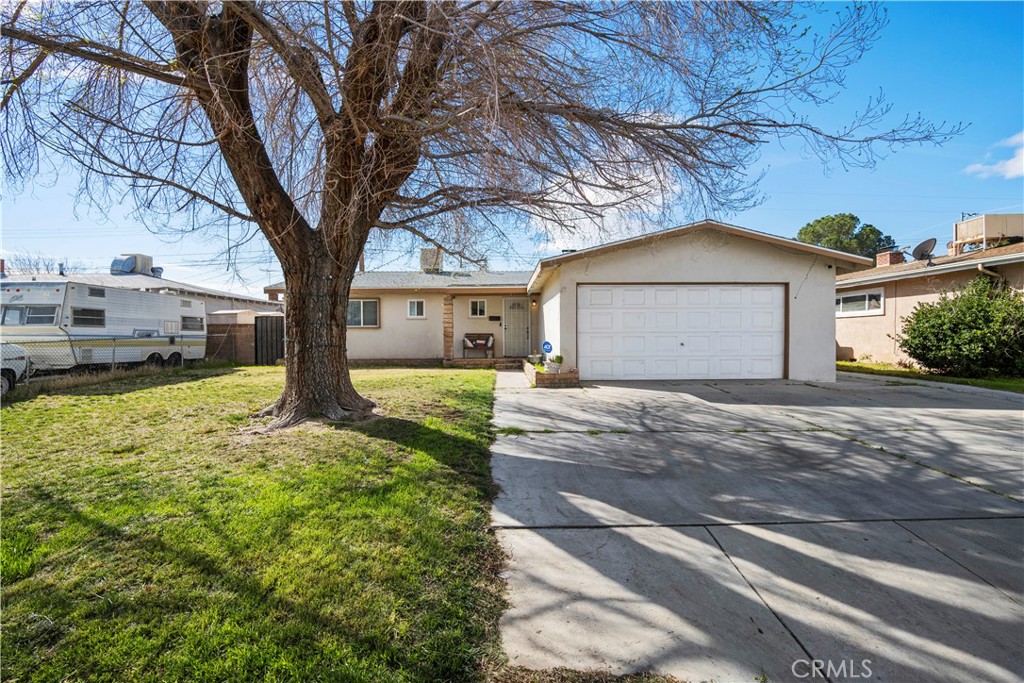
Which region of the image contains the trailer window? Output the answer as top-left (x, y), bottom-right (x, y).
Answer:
top-left (72, 308), bottom-right (106, 327)
top-left (88, 287), bottom-right (106, 298)
top-left (25, 306), bottom-right (58, 325)
top-left (181, 316), bottom-right (204, 331)
top-left (1, 306), bottom-right (24, 325)
top-left (0, 305), bottom-right (58, 325)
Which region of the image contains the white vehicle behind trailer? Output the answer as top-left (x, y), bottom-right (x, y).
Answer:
top-left (0, 280), bottom-right (206, 371)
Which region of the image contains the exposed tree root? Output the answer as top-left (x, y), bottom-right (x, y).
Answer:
top-left (255, 393), bottom-right (377, 430)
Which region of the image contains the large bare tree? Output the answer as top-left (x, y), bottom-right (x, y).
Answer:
top-left (2, 1), bottom-right (960, 426)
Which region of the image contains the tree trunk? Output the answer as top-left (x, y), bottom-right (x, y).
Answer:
top-left (260, 242), bottom-right (375, 428)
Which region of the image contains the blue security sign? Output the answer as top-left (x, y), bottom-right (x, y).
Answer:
top-left (542, 341), bottom-right (553, 353)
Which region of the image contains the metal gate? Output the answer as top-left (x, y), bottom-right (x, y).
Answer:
top-left (255, 315), bottom-right (285, 365)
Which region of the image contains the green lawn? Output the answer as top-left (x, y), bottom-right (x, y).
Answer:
top-left (836, 361), bottom-right (1024, 394)
top-left (2, 366), bottom-right (506, 682)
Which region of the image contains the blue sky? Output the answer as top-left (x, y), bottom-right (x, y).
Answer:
top-left (2, 1), bottom-right (1022, 296)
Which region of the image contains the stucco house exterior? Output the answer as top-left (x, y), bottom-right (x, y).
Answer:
top-left (266, 220), bottom-right (871, 381)
top-left (835, 215), bottom-right (1024, 365)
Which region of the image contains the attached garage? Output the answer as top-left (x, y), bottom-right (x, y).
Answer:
top-left (529, 221), bottom-right (871, 383)
top-left (577, 284), bottom-right (785, 380)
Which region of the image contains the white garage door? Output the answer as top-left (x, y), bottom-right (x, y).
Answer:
top-left (577, 285), bottom-right (785, 380)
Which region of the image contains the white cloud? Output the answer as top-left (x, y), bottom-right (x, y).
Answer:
top-left (964, 131), bottom-right (1024, 180)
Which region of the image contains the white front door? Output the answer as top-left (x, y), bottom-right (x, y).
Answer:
top-left (503, 298), bottom-right (531, 357)
top-left (577, 285), bottom-right (785, 380)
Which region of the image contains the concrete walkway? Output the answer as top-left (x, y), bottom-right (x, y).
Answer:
top-left (491, 377), bottom-right (1024, 682)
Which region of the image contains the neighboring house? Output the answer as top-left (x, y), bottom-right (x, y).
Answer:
top-left (835, 214), bottom-right (1024, 365)
top-left (267, 220), bottom-right (871, 381)
top-left (0, 253), bottom-right (283, 315)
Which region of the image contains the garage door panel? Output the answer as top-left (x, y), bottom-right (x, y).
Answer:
top-left (586, 335), bottom-right (615, 355)
top-left (587, 311), bottom-right (614, 329)
top-left (654, 336), bottom-right (678, 353)
top-left (586, 288), bottom-right (614, 306)
top-left (654, 311), bottom-right (678, 330)
top-left (718, 310), bottom-right (743, 329)
top-left (687, 335), bottom-right (712, 353)
top-left (717, 287), bottom-right (743, 306)
top-left (687, 288), bottom-right (710, 306)
top-left (686, 311), bottom-right (711, 329)
top-left (622, 336), bottom-right (645, 353)
top-left (653, 358), bottom-right (679, 376)
top-left (718, 334), bottom-right (741, 353)
top-left (654, 288), bottom-right (679, 306)
top-left (749, 287), bottom-right (775, 305)
top-left (622, 359), bottom-right (646, 376)
top-left (622, 288), bottom-right (646, 306)
top-left (578, 285), bottom-right (785, 381)
top-left (623, 311), bottom-right (646, 329)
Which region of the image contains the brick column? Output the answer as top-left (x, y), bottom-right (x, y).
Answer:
top-left (442, 294), bottom-right (454, 359)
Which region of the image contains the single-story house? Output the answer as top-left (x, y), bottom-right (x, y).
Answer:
top-left (836, 214), bottom-right (1024, 365)
top-left (265, 220), bottom-right (872, 381)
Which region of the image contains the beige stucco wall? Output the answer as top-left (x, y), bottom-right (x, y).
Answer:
top-left (538, 279), bottom-right (561, 358)
top-left (534, 228), bottom-right (840, 381)
top-left (450, 294), bottom-right (538, 358)
top-left (346, 292), bottom-right (445, 359)
top-left (836, 263), bottom-right (1024, 364)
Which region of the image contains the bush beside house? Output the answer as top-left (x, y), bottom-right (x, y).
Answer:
top-left (898, 276), bottom-right (1024, 378)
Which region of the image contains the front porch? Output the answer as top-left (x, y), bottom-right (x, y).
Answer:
top-left (442, 293), bottom-right (537, 361)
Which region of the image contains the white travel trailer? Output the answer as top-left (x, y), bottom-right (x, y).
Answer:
top-left (0, 279), bottom-right (206, 371)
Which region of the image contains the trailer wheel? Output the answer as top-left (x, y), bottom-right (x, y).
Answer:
top-left (1, 370), bottom-right (14, 397)
top-left (145, 353), bottom-right (164, 367)
top-left (167, 352), bottom-right (183, 367)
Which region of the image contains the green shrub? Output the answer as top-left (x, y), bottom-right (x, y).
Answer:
top-left (898, 276), bottom-right (1024, 378)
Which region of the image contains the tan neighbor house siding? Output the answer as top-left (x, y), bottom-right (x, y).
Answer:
top-left (533, 228), bottom-right (841, 381)
top-left (835, 263), bottom-right (1024, 364)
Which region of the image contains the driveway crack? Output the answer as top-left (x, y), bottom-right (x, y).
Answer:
top-left (704, 525), bottom-right (831, 683)
top-left (892, 519), bottom-right (1023, 606)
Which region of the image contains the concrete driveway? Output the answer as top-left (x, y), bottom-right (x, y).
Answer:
top-left (491, 373), bottom-right (1024, 682)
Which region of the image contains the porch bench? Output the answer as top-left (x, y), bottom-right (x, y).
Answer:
top-left (463, 333), bottom-right (494, 359)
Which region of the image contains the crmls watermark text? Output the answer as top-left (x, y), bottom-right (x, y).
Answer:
top-left (792, 659), bottom-right (873, 679)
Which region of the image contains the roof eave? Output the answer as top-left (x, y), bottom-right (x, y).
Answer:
top-left (533, 220), bottom-right (873, 269)
top-left (837, 252), bottom-right (1023, 288)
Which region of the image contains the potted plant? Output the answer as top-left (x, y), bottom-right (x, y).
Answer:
top-left (527, 350), bottom-right (542, 364)
top-left (544, 354), bottom-right (563, 374)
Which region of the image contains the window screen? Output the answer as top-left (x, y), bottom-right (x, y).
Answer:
top-left (72, 308), bottom-right (106, 327)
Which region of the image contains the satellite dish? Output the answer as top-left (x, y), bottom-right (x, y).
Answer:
top-left (911, 238), bottom-right (937, 265)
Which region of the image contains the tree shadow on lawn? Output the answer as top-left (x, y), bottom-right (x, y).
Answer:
top-left (8, 483), bottom-right (491, 682)
top-left (343, 416), bottom-right (500, 501)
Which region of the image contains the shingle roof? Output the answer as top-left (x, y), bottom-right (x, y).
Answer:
top-left (836, 242), bottom-right (1024, 285)
top-left (2, 272), bottom-right (276, 306)
top-left (265, 270), bottom-right (532, 292)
